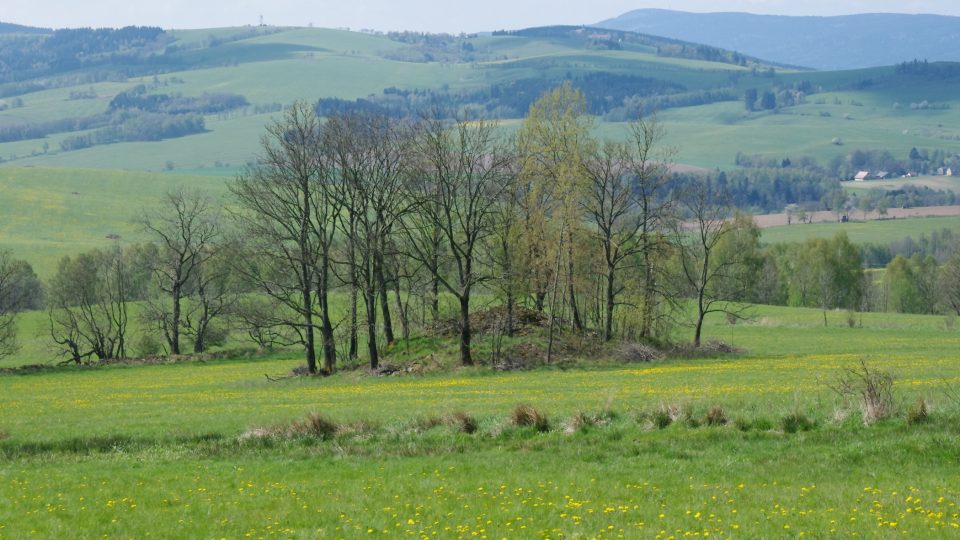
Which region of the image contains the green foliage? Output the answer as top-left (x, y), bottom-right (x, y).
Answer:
top-left (884, 254), bottom-right (938, 314)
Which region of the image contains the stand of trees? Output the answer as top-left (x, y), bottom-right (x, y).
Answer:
top-left (36, 87), bottom-right (960, 373)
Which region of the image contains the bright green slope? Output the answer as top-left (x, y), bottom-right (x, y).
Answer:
top-left (0, 167), bottom-right (228, 277)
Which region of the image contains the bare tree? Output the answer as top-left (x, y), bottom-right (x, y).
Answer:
top-left (325, 111), bottom-right (411, 369)
top-left (403, 113), bottom-right (514, 366)
top-left (231, 101), bottom-right (339, 374)
top-left (672, 182), bottom-right (752, 347)
top-left (140, 189), bottom-right (220, 355)
top-left (582, 141), bottom-right (636, 341)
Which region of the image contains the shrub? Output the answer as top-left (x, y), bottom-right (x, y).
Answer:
top-left (907, 399), bottom-right (929, 425)
top-left (829, 359), bottom-right (895, 425)
top-left (511, 404), bottom-right (549, 432)
top-left (705, 405), bottom-right (728, 426)
top-left (781, 412), bottom-right (814, 434)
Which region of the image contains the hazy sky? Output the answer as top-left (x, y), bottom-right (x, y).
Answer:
top-left (5, 0), bottom-right (960, 32)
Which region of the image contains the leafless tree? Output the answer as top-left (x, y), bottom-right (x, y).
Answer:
top-left (231, 101), bottom-right (339, 374)
top-left (672, 182), bottom-right (751, 347)
top-left (325, 111), bottom-right (411, 369)
top-left (139, 189), bottom-right (220, 355)
top-left (402, 113), bottom-right (515, 366)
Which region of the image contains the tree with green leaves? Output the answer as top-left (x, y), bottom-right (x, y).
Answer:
top-left (517, 82), bottom-right (595, 336)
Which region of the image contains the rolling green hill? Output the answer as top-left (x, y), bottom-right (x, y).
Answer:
top-left (2, 24), bottom-right (958, 175)
top-left (0, 23), bottom-right (959, 273)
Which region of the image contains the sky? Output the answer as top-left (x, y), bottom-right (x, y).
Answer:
top-left (4, 0), bottom-right (960, 32)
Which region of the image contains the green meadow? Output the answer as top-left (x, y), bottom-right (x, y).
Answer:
top-left (0, 167), bottom-right (228, 277)
top-left (1, 305), bottom-right (959, 537)
top-left (761, 215), bottom-right (960, 245)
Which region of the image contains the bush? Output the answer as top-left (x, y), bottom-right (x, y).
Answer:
top-left (511, 404), bottom-right (549, 432)
top-left (781, 411), bottom-right (815, 434)
top-left (829, 359), bottom-right (895, 425)
top-left (134, 333), bottom-right (163, 357)
top-left (907, 399), bottom-right (929, 425)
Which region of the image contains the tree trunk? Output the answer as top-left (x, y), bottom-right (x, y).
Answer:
top-left (170, 283), bottom-right (181, 355)
top-left (317, 261), bottom-right (336, 375)
top-left (567, 237), bottom-right (583, 332)
top-left (365, 285), bottom-right (379, 370)
top-left (303, 308), bottom-right (317, 374)
top-left (694, 311), bottom-right (704, 348)
top-left (458, 294), bottom-right (473, 366)
top-left (393, 277), bottom-right (409, 341)
top-left (605, 267), bottom-right (615, 341)
top-left (374, 252), bottom-right (394, 345)
top-left (349, 281), bottom-right (358, 360)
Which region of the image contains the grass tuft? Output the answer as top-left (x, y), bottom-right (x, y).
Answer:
top-left (781, 411), bottom-right (815, 434)
top-left (907, 398), bottom-right (930, 425)
top-left (511, 404), bottom-right (550, 432)
top-left (705, 405), bottom-right (728, 426)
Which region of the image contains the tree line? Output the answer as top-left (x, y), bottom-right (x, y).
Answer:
top-left (4, 84), bottom-right (960, 371)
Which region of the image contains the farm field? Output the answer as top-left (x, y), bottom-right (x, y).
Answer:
top-left (1, 304), bottom-right (959, 537)
top-left (760, 214), bottom-right (960, 245)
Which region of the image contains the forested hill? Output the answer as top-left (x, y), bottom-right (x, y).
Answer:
top-left (595, 9), bottom-right (960, 70)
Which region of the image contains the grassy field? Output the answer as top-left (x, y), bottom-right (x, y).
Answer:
top-left (761, 215), bottom-right (960, 245)
top-left (0, 167), bottom-right (229, 277)
top-left (1, 304), bottom-right (959, 537)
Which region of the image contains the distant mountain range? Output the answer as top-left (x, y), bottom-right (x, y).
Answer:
top-left (595, 9), bottom-right (960, 70)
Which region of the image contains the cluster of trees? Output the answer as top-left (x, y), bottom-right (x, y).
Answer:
top-left (743, 80), bottom-right (814, 112)
top-left (2, 89), bottom-right (240, 147)
top-left (108, 86), bottom-right (248, 115)
top-left (235, 86), bottom-right (774, 374)
top-left (37, 191), bottom-right (236, 364)
top-left (0, 85), bottom-right (743, 371)
top-left (59, 111), bottom-right (205, 151)
top-left (0, 26), bottom-right (168, 86)
top-left (317, 75), bottom-right (740, 124)
top-left (719, 227), bottom-right (960, 317)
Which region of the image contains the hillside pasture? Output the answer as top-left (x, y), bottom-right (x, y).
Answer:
top-left (0, 167), bottom-right (228, 277)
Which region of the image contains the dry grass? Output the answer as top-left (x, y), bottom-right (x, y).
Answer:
top-left (511, 404), bottom-right (550, 432)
